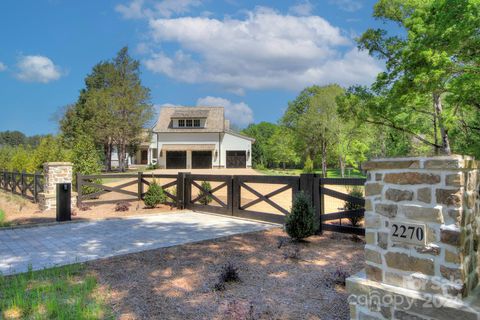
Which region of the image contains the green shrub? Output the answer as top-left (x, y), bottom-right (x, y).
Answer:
top-left (144, 180), bottom-right (166, 208)
top-left (343, 186), bottom-right (364, 227)
top-left (285, 191), bottom-right (318, 240)
top-left (199, 181), bottom-right (213, 205)
top-left (302, 155), bottom-right (314, 173)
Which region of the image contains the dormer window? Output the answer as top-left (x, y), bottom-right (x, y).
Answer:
top-left (174, 118), bottom-right (204, 128)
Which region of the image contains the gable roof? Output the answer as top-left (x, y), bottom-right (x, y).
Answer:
top-left (154, 106), bottom-right (225, 133)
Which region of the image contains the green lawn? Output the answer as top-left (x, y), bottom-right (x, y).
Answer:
top-left (0, 264), bottom-right (112, 320)
top-left (255, 168), bottom-right (365, 178)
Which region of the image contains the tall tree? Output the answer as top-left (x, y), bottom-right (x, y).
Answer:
top-left (283, 85), bottom-right (344, 177)
top-left (344, 0), bottom-right (480, 155)
top-left (110, 47), bottom-right (153, 171)
top-left (60, 47), bottom-right (154, 171)
top-left (268, 127), bottom-right (299, 169)
top-left (241, 122), bottom-right (278, 168)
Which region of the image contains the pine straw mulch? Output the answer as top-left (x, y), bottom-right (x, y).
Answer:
top-left (87, 228), bottom-right (365, 320)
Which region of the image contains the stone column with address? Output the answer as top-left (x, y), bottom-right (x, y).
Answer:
top-left (347, 156), bottom-right (480, 320)
top-left (38, 162), bottom-right (77, 211)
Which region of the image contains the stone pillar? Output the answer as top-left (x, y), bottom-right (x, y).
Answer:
top-left (38, 162), bottom-right (77, 211)
top-left (347, 156), bottom-right (480, 319)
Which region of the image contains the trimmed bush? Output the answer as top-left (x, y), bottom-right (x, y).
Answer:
top-left (199, 181), bottom-right (213, 205)
top-left (343, 186), bottom-right (364, 227)
top-left (144, 180), bottom-right (166, 208)
top-left (285, 191), bottom-right (318, 240)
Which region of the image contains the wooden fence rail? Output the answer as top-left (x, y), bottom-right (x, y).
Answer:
top-left (0, 169), bottom-right (45, 202)
top-left (77, 172), bottom-right (366, 236)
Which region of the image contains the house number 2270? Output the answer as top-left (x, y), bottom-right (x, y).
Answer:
top-left (390, 222), bottom-right (426, 246)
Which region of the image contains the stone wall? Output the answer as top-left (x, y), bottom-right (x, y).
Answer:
top-left (38, 162), bottom-right (77, 211)
top-left (347, 156), bottom-right (480, 319)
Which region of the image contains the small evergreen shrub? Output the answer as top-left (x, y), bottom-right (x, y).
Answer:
top-left (115, 201), bottom-right (131, 212)
top-left (285, 191), bottom-right (318, 240)
top-left (199, 181), bottom-right (213, 205)
top-left (144, 180), bottom-right (166, 208)
top-left (343, 186), bottom-right (364, 227)
top-left (302, 155), bottom-right (314, 173)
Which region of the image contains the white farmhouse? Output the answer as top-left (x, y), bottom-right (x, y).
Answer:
top-left (131, 106), bottom-right (254, 169)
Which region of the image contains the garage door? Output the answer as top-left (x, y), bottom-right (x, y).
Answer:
top-left (226, 151), bottom-right (246, 168)
top-left (166, 151), bottom-right (187, 169)
top-left (192, 151), bottom-right (212, 169)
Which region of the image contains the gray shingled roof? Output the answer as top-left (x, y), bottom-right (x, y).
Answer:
top-left (171, 109), bottom-right (210, 118)
top-left (154, 106), bottom-right (225, 133)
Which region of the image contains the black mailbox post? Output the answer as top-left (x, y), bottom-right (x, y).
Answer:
top-left (56, 183), bottom-right (71, 221)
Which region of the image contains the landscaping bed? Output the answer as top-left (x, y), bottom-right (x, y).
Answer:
top-left (88, 227), bottom-right (364, 319)
top-left (0, 191), bottom-right (175, 228)
top-left (1, 227), bottom-right (364, 319)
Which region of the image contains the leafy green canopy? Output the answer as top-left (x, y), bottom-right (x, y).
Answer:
top-left (339, 0), bottom-right (480, 156)
top-left (60, 47), bottom-right (154, 171)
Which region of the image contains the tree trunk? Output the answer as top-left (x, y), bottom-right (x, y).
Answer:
top-left (432, 106), bottom-right (439, 155)
top-left (339, 155), bottom-right (345, 178)
top-left (118, 142), bottom-right (126, 172)
top-left (433, 93), bottom-right (451, 155)
top-left (321, 140), bottom-right (327, 178)
top-left (105, 141), bottom-right (112, 172)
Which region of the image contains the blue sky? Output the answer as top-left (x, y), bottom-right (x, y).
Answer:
top-left (0, 0), bottom-right (388, 135)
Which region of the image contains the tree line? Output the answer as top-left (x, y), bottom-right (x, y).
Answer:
top-left (243, 0), bottom-right (480, 175)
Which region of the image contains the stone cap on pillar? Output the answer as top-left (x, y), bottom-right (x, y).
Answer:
top-left (362, 155), bottom-right (478, 171)
top-left (43, 162), bottom-right (73, 167)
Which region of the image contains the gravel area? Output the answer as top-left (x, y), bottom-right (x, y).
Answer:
top-left (87, 228), bottom-right (365, 320)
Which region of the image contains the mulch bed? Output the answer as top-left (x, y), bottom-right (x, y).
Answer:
top-left (87, 228), bottom-right (365, 320)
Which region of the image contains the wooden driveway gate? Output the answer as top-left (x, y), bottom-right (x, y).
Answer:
top-left (184, 174), bottom-right (366, 235)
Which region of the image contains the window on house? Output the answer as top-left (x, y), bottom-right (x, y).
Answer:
top-left (194, 119), bottom-right (200, 127)
top-left (186, 119), bottom-right (193, 127)
top-left (152, 148), bottom-right (158, 159)
top-left (178, 119), bottom-right (185, 127)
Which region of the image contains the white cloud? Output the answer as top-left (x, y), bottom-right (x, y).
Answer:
top-left (196, 96), bottom-right (254, 127)
top-left (0, 62), bottom-right (6, 72)
top-left (289, 1), bottom-right (314, 16)
top-left (116, 0), bottom-right (201, 19)
top-left (115, 0), bottom-right (144, 19)
top-left (143, 8), bottom-right (382, 91)
top-left (330, 0), bottom-right (363, 12)
top-left (15, 55), bottom-right (62, 83)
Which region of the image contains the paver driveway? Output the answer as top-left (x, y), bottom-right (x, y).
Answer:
top-left (0, 211), bottom-right (276, 276)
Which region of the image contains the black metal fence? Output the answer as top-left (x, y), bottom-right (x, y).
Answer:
top-left (0, 170), bottom-right (45, 202)
top-left (77, 172), bottom-right (366, 236)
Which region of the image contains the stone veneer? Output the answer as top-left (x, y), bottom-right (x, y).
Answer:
top-left (347, 156), bottom-right (480, 319)
top-left (38, 162), bottom-right (77, 211)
